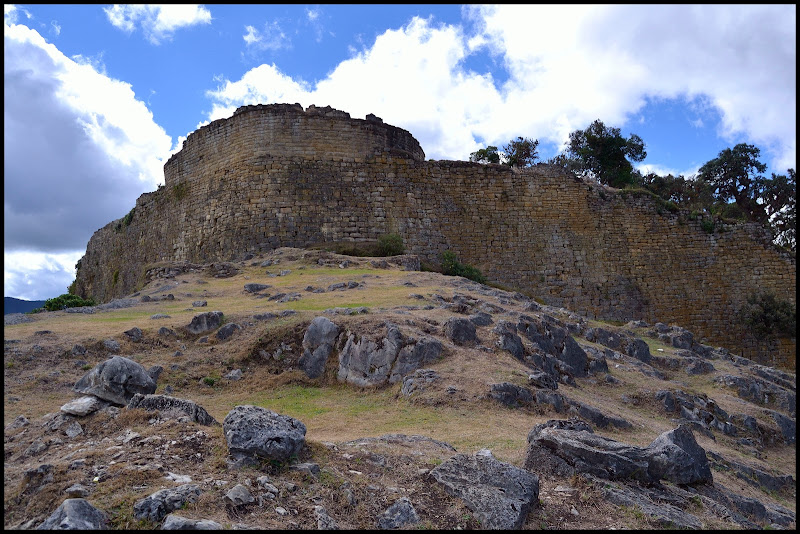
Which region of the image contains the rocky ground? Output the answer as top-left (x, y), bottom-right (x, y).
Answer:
top-left (3, 247), bottom-right (796, 530)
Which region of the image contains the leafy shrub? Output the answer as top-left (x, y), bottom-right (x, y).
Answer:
top-left (440, 250), bottom-right (487, 284)
top-left (700, 219), bottom-right (715, 233)
top-left (738, 292), bottom-right (796, 339)
top-left (42, 293), bottom-right (96, 312)
top-left (377, 233), bottom-right (405, 256)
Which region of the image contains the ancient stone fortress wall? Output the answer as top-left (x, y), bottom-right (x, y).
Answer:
top-left (74, 104), bottom-right (795, 360)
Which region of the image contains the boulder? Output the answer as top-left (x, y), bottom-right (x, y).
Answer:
top-left (224, 484), bottom-right (255, 507)
top-left (338, 324), bottom-right (405, 387)
top-left (73, 356), bottom-right (157, 405)
top-left (185, 311), bottom-right (224, 335)
top-left (489, 382), bottom-right (534, 408)
top-left (443, 317), bottom-right (477, 345)
top-left (223, 405), bottom-right (306, 466)
top-left (377, 497), bottom-right (419, 529)
top-left (625, 338), bottom-right (652, 364)
top-left (647, 424), bottom-right (713, 485)
top-left (389, 338), bottom-right (443, 384)
top-left (215, 323), bottom-right (240, 341)
top-left (243, 283), bottom-right (271, 293)
top-left (127, 394), bottom-right (218, 425)
top-left (60, 396), bottom-right (107, 417)
top-left (36, 499), bottom-right (108, 530)
top-left (133, 484), bottom-right (202, 522)
top-left (162, 514), bottom-right (222, 530)
top-left (430, 449), bottom-right (539, 529)
top-left (299, 317), bottom-right (341, 379)
top-left (123, 327), bottom-right (143, 342)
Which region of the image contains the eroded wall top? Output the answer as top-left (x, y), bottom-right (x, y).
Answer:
top-left (164, 103), bottom-right (425, 187)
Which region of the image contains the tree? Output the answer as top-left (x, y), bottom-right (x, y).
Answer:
top-left (635, 172), bottom-right (714, 213)
top-left (503, 137), bottom-right (539, 167)
top-left (697, 143), bottom-right (768, 222)
top-left (761, 168), bottom-right (796, 251)
top-left (469, 145), bottom-right (500, 164)
top-left (566, 119), bottom-right (646, 188)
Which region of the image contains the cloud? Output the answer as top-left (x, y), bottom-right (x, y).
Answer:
top-left (104, 4), bottom-right (212, 44)
top-left (4, 19), bottom-right (174, 299)
top-left (206, 5), bottom-right (795, 171)
top-left (4, 251), bottom-right (84, 301)
top-left (242, 20), bottom-right (290, 53)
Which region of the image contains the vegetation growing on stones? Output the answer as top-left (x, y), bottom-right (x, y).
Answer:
top-left (377, 233), bottom-right (405, 256)
top-left (33, 292), bottom-right (96, 312)
top-left (738, 292), bottom-right (796, 340)
top-left (440, 250), bottom-right (487, 284)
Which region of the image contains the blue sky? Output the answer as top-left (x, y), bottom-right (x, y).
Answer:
top-left (4, 4), bottom-right (796, 301)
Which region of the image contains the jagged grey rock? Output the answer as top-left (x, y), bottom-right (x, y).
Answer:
top-left (102, 339), bottom-right (120, 352)
top-left (223, 405), bottom-right (306, 466)
top-left (60, 396), bottom-right (107, 417)
top-left (162, 514), bottom-right (222, 530)
top-left (299, 317), bottom-right (341, 378)
top-left (625, 338), bottom-right (652, 364)
top-left (527, 421), bottom-right (712, 486)
top-left (389, 337), bottom-right (443, 383)
top-left (127, 394), bottom-right (218, 425)
top-left (243, 283), bottom-right (271, 293)
top-left (430, 448), bottom-right (539, 529)
top-left (337, 323), bottom-right (404, 386)
top-left (36, 498), bottom-right (108, 530)
top-left (377, 497), bottom-right (419, 529)
top-left (528, 370), bottom-right (558, 390)
top-left (123, 327), bottom-right (142, 342)
top-left (185, 311), bottom-right (224, 334)
top-left (314, 506), bottom-right (339, 530)
top-left (216, 323), bottom-right (240, 340)
top-left (647, 424), bottom-right (713, 485)
top-left (489, 382), bottom-right (534, 408)
top-left (73, 356), bottom-right (157, 405)
top-left (444, 317), bottom-right (477, 345)
top-left (133, 484), bottom-right (201, 522)
top-left (224, 484), bottom-right (255, 507)
top-left (401, 368), bottom-right (440, 397)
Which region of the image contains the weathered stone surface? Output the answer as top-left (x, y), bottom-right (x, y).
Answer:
top-left (123, 327), bottom-right (142, 342)
top-left (162, 514), bottom-right (223, 530)
top-left (527, 421), bottom-right (712, 486)
top-left (389, 337), bottom-right (443, 384)
top-left (338, 324), bottom-right (404, 387)
top-left (244, 283), bottom-right (271, 293)
top-left (36, 498), bottom-right (108, 530)
top-left (430, 449), bottom-right (539, 529)
top-left (401, 369), bottom-right (440, 397)
top-left (224, 484), bottom-right (255, 507)
top-left (185, 311), bottom-right (224, 335)
top-left (73, 356), bottom-right (157, 405)
top-left (299, 317), bottom-right (341, 379)
top-left (60, 396), bottom-right (107, 417)
top-left (215, 323), bottom-right (240, 340)
top-left (625, 338), bottom-right (652, 364)
top-left (133, 484), bottom-right (201, 522)
top-left (489, 382), bottom-right (534, 408)
top-left (223, 405), bottom-right (306, 465)
top-left (377, 497), bottom-right (419, 529)
top-left (127, 394), bottom-right (218, 425)
top-left (647, 424), bottom-right (713, 485)
top-left (444, 317), bottom-right (477, 345)
top-left (528, 370), bottom-right (558, 390)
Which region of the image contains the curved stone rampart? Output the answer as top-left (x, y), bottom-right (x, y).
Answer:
top-left (74, 104), bottom-right (796, 366)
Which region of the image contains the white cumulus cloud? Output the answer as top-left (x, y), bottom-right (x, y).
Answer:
top-left (104, 4), bottom-right (212, 44)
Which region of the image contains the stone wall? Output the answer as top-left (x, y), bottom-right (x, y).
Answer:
top-left (74, 105), bottom-right (796, 364)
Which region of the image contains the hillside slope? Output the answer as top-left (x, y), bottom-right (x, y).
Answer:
top-left (4, 248), bottom-right (795, 530)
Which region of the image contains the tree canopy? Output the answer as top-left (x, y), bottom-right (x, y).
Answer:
top-left (470, 137), bottom-right (539, 167)
top-left (565, 119), bottom-right (646, 188)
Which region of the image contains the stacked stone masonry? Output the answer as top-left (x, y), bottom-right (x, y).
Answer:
top-left (74, 104), bottom-right (796, 363)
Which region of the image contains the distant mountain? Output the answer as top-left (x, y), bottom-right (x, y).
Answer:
top-left (4, 297), bottom-right (47, 315)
